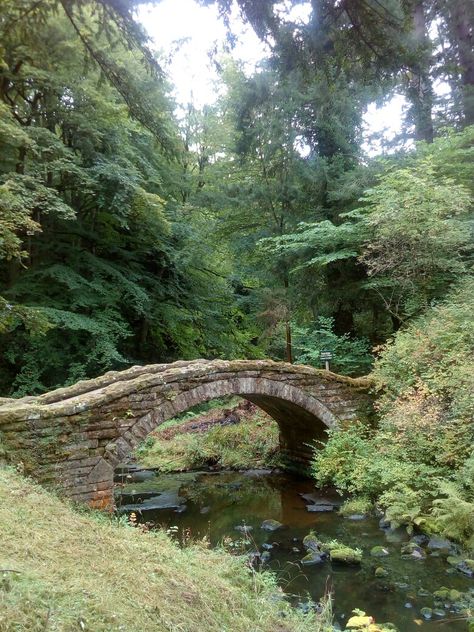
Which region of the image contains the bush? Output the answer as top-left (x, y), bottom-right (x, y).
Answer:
top-left (311, 279), bottom-right (474, 546)
top-left (292, 316), bottom-right (373, 376)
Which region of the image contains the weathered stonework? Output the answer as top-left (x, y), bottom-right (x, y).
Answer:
top-left (0, 359), bottom-right (373, 509)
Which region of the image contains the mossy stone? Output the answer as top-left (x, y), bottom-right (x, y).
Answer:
top-left (302, 533), bottom-right (320, 551)
top-left (371, 546), bottom-right (389, 557)
top-left (330, 547), bottom-right (362, 564)
top-left (420, 607), bottom-right (432, 620)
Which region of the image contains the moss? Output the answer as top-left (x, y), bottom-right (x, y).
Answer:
top-left (330, 547), bottom-right (362, 564)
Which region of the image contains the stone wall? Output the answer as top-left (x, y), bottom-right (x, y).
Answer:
top-left (0, 359), bottom-right (373, 509)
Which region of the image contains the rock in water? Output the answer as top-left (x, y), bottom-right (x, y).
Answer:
top-left (260, 519), bottom-right (283, 531)
top-left (330, 547), bottom-right (362, 564)
top-left (301, 552), bottom-right (325, 565)
top-left (370, 546), bottom-right (390, 557)
top-left (306, 503), bottom-right (335, 512)
top-left (302, 533), bottom-right (321, 552)
top-left (427, 537), bottom-right (453, 552)
top-left (235, 524), bottom-right (253, 534)
top-left (401, 542), bottom-right (426, 559)
top-left (420, 607), bottom-right (432, 620)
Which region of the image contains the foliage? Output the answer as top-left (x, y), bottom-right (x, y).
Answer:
top-left (137, 411), bottom-right (281, 472)
top-left (432, 455), bottom-right (474, 550)
top-left (0, 4), bottom-right (259, 396)
top-left (373, 275), bottom-right (474, 429)
top-left (292, 317), bottom-right (373, 376)
top-left (357, 158), bottom-right (472, 319)
top-left (312, 278), bottom-right (474, 545)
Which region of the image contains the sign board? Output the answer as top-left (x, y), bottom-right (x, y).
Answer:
top-left (320, 351), bottom-right (333, 360)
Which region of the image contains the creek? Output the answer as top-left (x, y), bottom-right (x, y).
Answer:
top-left (115, 467), bottom-right (473, 631)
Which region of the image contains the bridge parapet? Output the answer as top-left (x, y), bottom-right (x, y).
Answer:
top-left (0, 359), bottom-right (373, 509)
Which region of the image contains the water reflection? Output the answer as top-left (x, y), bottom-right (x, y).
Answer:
top-left (115, 468), bottom-right (472, 631)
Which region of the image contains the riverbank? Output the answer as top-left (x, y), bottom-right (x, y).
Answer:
top-left (0, 466), bottom-right (330, 632)
top-left (136, 400), bottom-right (281, 471)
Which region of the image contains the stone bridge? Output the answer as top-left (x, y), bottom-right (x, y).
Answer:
top-left (0, 359), bottom-right (372, 509)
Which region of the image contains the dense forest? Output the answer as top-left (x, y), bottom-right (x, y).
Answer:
top-left (1, 0), bottom-right (473, 581)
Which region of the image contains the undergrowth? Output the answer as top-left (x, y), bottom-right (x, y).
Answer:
top-left (312, 279), bottom-right (474, 550)
top-left (137, 409), bottom-right (281, 472)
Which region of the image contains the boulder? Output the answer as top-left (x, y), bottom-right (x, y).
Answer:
top-left (306, 503), bottom-right (335, 512)
top-left (420, 607), bottom-right (432, 620)
top-left (401, 542), bottom-right (426, 560)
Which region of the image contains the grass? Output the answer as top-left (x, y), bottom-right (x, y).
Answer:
top-left (0, 466), bottom-right (334, 632)
top-left (136, 409), bottom-right (281, 472)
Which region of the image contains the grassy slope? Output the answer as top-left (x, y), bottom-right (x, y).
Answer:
top-left (0, 467), bottom-right (327, 632)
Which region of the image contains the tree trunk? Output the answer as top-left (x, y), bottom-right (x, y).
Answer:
top-left (406, 0), bottom-right (434, 142)
top-left (447, 0), bottom-right (474, 125)
top-left (285, 321), bottom-right (293, 364)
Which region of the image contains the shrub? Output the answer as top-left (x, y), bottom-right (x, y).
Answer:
top-left (292, 316), bottom-right (373, 376)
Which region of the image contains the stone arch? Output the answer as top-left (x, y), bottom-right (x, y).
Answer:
top-left (0, 359), bottom-right (372, 509)
top-left (104, 377), bottom-right (338, 468)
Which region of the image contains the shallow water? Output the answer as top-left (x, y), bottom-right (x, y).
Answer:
top-left (115, 467), bottom-right (473, 631)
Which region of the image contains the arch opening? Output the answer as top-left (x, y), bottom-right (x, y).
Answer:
top-left (107, 378), bottom-right (338, 471)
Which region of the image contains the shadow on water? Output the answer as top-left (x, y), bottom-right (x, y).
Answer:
top-left (115, 467), bottom-right (473, 631)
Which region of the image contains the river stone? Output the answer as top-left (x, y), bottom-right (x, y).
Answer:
top-left (375, 567), bottom-right (389, 578)
top-left (200, 506), bottom-right (210, 514)
top-left (119, 491), bottom-right (186, 512)
top-left (401, 542), bottom-right (426, 559)
top-left (456, 559), bottom-right (474, 577)
top-left (346, 513), bottom-right (366, 520)
top-left (261, 519), bottom-right (283, 531)
top-left (379, 516), bottom-right (391, 529)
top-left (433, 588), bottom-right (450, 600)
top-left (427, 536), bottom-right (452, 552)
top-left (301, 552), bottom-right (325, 565)
top-left (299, 493), bottom-right (336, 506)
top-left (330, 548), bottom-right (362, 564)
top-left (371, 546), bottom-right (390, 557)
top-left (303, 533), bottom-right (321, 551)
top-left (449, 589), bottom-right (464, 602)
top-left (306, 503), bottom-right (335, 512)
top-left (125, 469), bottom-right (156, 483)
top-left (410, 534), bottom-right (429, 546)
top-left (262, 542), bottom-right (274, 551)
top-left (235, 524), bottom-right (253, 534)
top-left (420, 607), bottom-right (432, 620)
